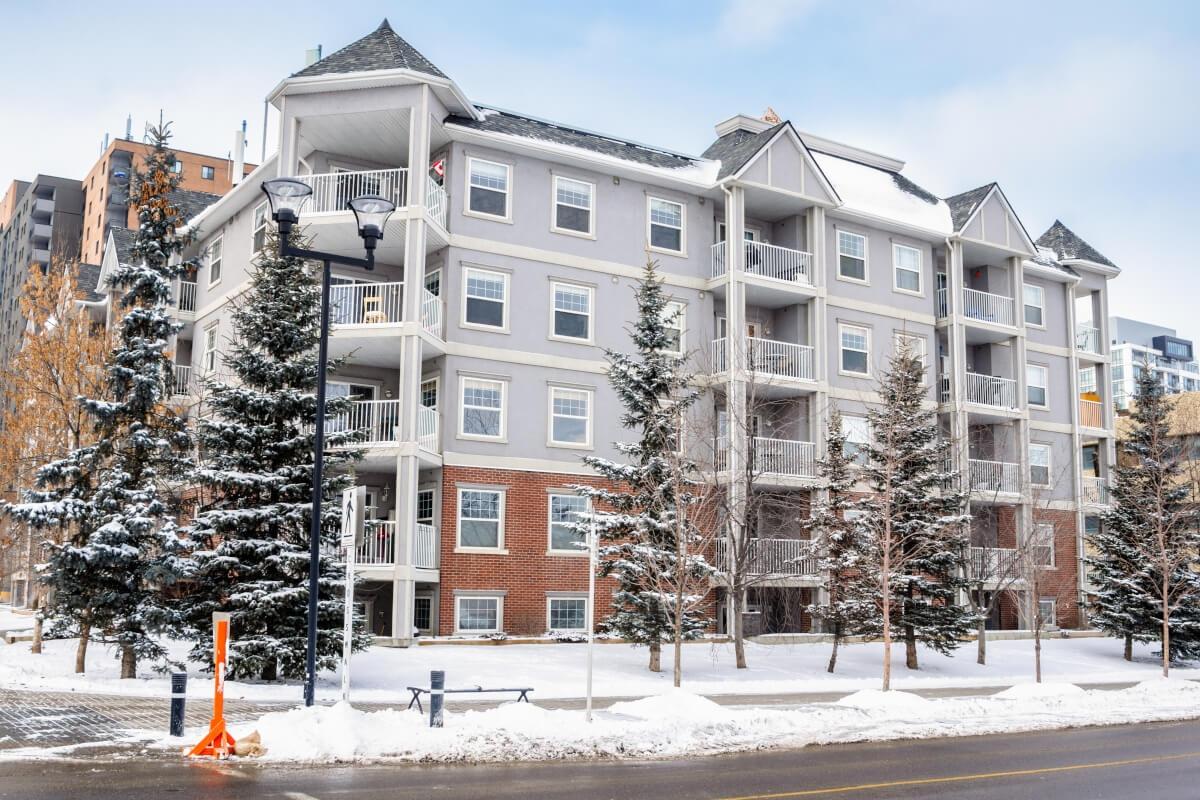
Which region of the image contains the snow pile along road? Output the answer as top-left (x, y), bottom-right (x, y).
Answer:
top-left (219, 679), bottom-right (1200, 764)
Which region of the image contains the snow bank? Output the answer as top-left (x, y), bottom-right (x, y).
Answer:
top-left (994, 682), bottom-right (1085, 700)
top-left (836, 689), bottom-right (929, 710)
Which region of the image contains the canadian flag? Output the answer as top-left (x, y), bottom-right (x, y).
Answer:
top-left (431, 158), bottom-right (445, 178)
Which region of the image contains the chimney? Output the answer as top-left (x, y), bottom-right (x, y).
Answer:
top-left (232, 123), bottom-right (246, 186)
top-left (305, 44), bottom-right (322, 67)
top-left (125, 114), bottom-right (132, 140)
top-left (714, 113), bottom-right (773, 138)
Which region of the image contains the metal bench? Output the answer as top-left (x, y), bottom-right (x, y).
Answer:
top-left (406, 685), bottom-right (533, 712)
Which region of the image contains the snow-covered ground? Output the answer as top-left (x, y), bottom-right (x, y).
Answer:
top-left (0, 605), bottom-right (34, 633)
top-left (148, 679), bottom-right (1200, 763)
top-left (1, 628), bottom-right (1196, 704)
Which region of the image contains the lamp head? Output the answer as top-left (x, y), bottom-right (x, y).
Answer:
top-left (261, 178), bottom-right (313, 234)
top-left (347, 194), bottom-right (396, 248)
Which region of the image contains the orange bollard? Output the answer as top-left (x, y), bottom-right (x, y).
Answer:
top-left (187, 612), bottom-right (237, 759)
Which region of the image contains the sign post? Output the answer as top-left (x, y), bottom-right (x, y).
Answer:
top-left (187, 612), bottom-right (235, 758)
top-left (340, 486), bottom-right (365, 704)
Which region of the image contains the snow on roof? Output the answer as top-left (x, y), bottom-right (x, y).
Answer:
top-left (813, 151), bottom-right (952, 235)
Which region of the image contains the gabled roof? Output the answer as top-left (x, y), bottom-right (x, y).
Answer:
top-left (1036, 219), bottom-right (1117, 269)
top-left (110, 227), bottom-right (137, 264)
top-left (169, 188), bottom-right (222, 222)
top-left (74, 262), bottom-right (104, 303)
top-left (291, 19), bottom-right (447, 80)
top-left (944, 183), bottom-right (996, 231)
top-left (701, 123), bottom-right (787, 180)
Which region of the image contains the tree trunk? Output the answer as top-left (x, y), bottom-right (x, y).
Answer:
top-left (733, 589), bottom-right (747, 669)
top-left (1124, 632), bottom-right (1133, 662)
top-left (673, 577), bottom-right (685, 688)
top-left (30, 591), bottom-right (43, 655)
top-left (74, 621), bottom-right (90, 674)
top-left (976, 617), bottom-right (987, 666)
top-left (827, 622), bottom-right (841, 674)
top-left (648, 641), bottom-right (661, 673)
top-left (904, 624), bottom-right (918, 670)
top-left (120, 644), bottom-right (137, 679)
top-left (1034, 621), bottom-right (1042, 683)
top-left (1162, 580), bottom-right (1171, 679)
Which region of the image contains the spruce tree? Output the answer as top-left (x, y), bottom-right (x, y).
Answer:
top-left (806, 409), bottom-right (880, 673)
top-left (576, 262), bottom-right (707, 673)
top-left (10, 124), bottom-right (194, 678)
top-left (183, 226), bottom-right (370, 680)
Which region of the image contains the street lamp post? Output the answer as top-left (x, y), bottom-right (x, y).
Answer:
top-left (261, 177), bottom-right (396, 708)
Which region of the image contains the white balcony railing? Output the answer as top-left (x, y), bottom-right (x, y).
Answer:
top-left (936, 287), bottom-right (949, 318)
top-left (751, 436), bottom-right (817, 478)
top-left (177, 281), bottom-right (197, 313)
top-left (1076, 325), bottom-right (1101, 354)
top-left (426, 176), bottom-right (448, 229)
top-left (969, 459), bottom-right (1021, 495)
top-left (1082, 477), bottom-right (1110, 506)
top-left (414, 522), bottom-right (438, 569)
top-left (173, 364), bottom-right (193, 396)
top-left (969, 547), bottom-right (1020, 580)
top-left (710, 241), bottom-right (814, 285)
top-left (711, 337), bottom-right (728, 373)
top-left (299, 168), bottom-right (409, 215)
top-left (418, 405), bottom-right (439, 452)
top-left (962, 288), bottom-right (1016, 327)
top-left (1079, 398), bottom-right (1104, 428)
top-left (420, 288), bottom-right (442, 338)
top-left (717, 537), bottom-right (819, 577)
top-left (358, 521), bottom-right (396, 565)
top-left (747, 337), bottom-right (815, 381)
top-left (330, 281), bottom-right (404, 326)
top-left (964, 373), bottom-right (1020, 410)
top-left (328, 399), bottom-right (401, 446)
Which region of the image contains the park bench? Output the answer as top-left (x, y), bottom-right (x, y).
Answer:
top-left (405, 684), bottom-right (533, 712)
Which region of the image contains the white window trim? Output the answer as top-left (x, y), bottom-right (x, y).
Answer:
top-left (550, 175), bottom-right (596, 239)
top-left (842, 414), bottom-right (871, 465)
top-left (201, 323), bottom-right (219, 373)
top-left (1037, 597), bottom-right (1057, 628)
top-left (547, 384), bottom-right (594, 449)
top-left (457, 375), bottom-right (508, 442)
top-left (893, 331), bottom-right (928, 385)
top-left (548, 280), bottom-right (595, 344)
top-left (839, 322), bottom-right (872, 377)
top-left (1027, 363), bottom-right (1049, 409)
top-left (460, 265), bottom-right (510, 333)
top-left (455, 487), bottom-right (507, 554)
top-left (463, 157), bottom-right (513, 223)
top-left (1033, 521), bottom-right (1057, 567)
top-left (251, 201), bottom-right (268, 254)
top-left (662, 301), bottom-right (686, 357)
top-left (207, 235), bottom-right (223, 288)
top-left (547, 492), bottom-right (590, 556)
top-left (419, 374), bottom-right (440, 409)
top-left (546, 594), bottom-right (590, 631)
top-left (717, 223), bottom-right (762, 242)
top-left (454, 594), bottom-right (504, 634)
top-left (836, 229), bottom-right (869, 285)
top-left (1029, 442), bottom-right (1052, 486)
top-left (891, 242), bottom-right (923, 296)
top-left (646, 196), bottom-right (687, 257)
top-left (1023, 283), bottom-right (1046, 329)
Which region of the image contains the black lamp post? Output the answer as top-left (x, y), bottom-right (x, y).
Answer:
top-left (261, 177), bottom-right (396, 707)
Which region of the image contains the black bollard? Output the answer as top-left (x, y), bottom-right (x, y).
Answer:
top-left (430, 670), bottom-right (444, 728)
top-left (170, 672), bottom-right (188, 737)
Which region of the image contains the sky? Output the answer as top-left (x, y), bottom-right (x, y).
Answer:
top-left (1, 0), bottom-right (1197, 332)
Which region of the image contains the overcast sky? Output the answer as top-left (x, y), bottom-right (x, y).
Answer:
top-left (2, 0), bottom-right (1196, 334)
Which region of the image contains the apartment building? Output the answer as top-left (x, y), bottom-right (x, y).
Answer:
top-left (155, 20), bottom-right (1119, 644)
top-left (1108, 317), bottom-right (1198, 410)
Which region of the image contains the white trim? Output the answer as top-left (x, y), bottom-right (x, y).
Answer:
top-left (662, 300), bottom-right (686, 357)
top-left (1029, 442), bottom-right (1052, 486)
top-left (251, 202), bottom-right (268, 255)
top-left (454, 594), bottom-right (504, 634)
top-left (550, 174), bottom-right (596, 239)
top-left (547, 492), bottom-right (590, 556)
top-left (458, 375), bottom-right (508, 442)
top-left (207, 235), bottom-right (224, 288)
top-left (455, 486), bottom-right (507, 553)
top-left (201, 321), bottom-right (220, 373)
top-left (464, 157), bottom-right (513, 223)
top-left (891, 242), bottom-right (922, 296)
top-left (646, 196), bottom-right (686, 257)
top-left (836, 228), bottom-right (869, 285)
top-left (1026, 362), bottom-right (1049, 409)
top-left (547, 384), bottom-right (594, 449)
top-left (838, 322), bottom-right (871, 377)
top-left (1023, 282), bottom-right (1046, 329)
top-left (893, 330), bottom-right (928, 384)
top-left (461, 265), bottom-right (510, 333)
top-left (546, 594), bottom-right (589, 631)
top-left (548, 280), bottom-right (594, 344)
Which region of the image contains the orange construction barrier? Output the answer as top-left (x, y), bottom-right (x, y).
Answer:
top-left (187, 612), bottom-right (236, 759)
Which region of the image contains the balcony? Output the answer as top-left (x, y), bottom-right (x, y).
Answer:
top-left (418, 405), bottom-right (439, 452)
top-left (968, 547), bottom-right (1019, 580)
top-left (414, 522), bottom-right (438, 569)
top-left (329, 282), bottom-right (443, 339)
top-left (329, 399), bottom-right (401, 446)
top-left (711, 337), bottom-right (815, 383)
top-left (1076, 325), bottom-right (1101, 355)
top-left (962, 288), bottom-right (1016, 327)
top-left (351, 520), bottom-right (438, 569)
top-left (718, 436), bottom-right (817, 480)
top-left (1082, 477), bottom-right (1110, 506)
top-left (710, 241), bottom-right (813, 286)
top-left (176, 281), bottom-right (197, 314)
top-left (717, 537), bottom-right (819, 577)
top-left (963, 373), bottom-right (1020, 410)
top-left (969, 459), bottom-right (1020, 496)
top-left (295, 168), bottom-right (447, 230)
top-left (173, 364), bottom-right (193, 396)
top-left (1079, 398), bottom-right (1104, 429)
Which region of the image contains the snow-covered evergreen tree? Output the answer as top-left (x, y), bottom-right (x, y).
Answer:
top-left (575, 262), bottom-right (708, 673)
top-left (806, 409), bottom-right (880, 673)
top-left (9, 123), bottom-right (194, 678)
top-left (1090, 365), bottom-right (1200, 669)
top-left (183, 226), bottom-right (370, 680)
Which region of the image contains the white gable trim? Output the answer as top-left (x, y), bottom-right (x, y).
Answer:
top-left (953, 184), bottom-right (1036, 255)
top-left (727, 124), bottom-right (842, 206)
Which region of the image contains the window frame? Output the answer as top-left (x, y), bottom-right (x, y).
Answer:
top-left (1023, 283), bottom-right (1046, 328)
top-left (461, 266), bottom-right (510, 333)
top-left (546, 594), bottom-right (589, 632)
top-left (455, 594), bottom-right (503, 634)
top-left (1033, 521), bottom-right (1056, 567)
top-left (842, 414), bottom-right (871, 465)
top-left (646, 196), bottom-right (686, 256)
top-left (252, 201), bottom-right (269, 254)
top-left (1029, 442), bottom-right (1052, 486)
top-left (661, 301), bottom-right (686, 357)
top-left (548, 280), bottom-right (594, 344)
top-left (207, 235), bottom-right (223, 288)
top-left (458, 375), bottom-right (508, 442)
top-left (839, 323), bottom-right (872, 377)
top-left (550, 175), bottom-right (595, 238)
top-left (201, 322), bottom-right (219, 373)
top-left (464, 157), bottom-right (512, 222)
top-left (836, 229), bottom-right (869, 284)
top-left (1037, 598), bottom-right (1057, 628)
top-left (891, 243), bottom-right (923, 296)
top-left (200, 165), bottom-right (215, 181)
top-left (893, 331), bottom-right (928, 384)
top-left (547, 385), bottom-right (594, 449)
top-left (1027, 363), bottom-right (1049, 408)
top-left (547, 492), bottom-right (590, 555)
top-left (455, 487), bottom-right (506, 552)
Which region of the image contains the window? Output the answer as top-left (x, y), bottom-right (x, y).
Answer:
top-left (1027, 364), bottom-right (1048, 407)
top-left (552, 176), bottom-right (594, 235)
top-left (417, 489), bottom-right (435, 528)
top-left (202, 323), bottom-right (219, 373)
top-left (840, 324), bottom-right (870, 376)
top-left (200, 165), bottom-right (215, 180)
top-left (420, 377), bottom-right (438, 409)
top-left (837, 230), bottom-right (867, 281)
top-left (460, 377), bottom-right (505, 439)
top-left (423, 269), bottom-right (441, 297)
top-left (1079, 366), bottom-right (1097, 394)
top-left (549, 386), bottom-right (592, 447)
top-left (548, 597), bottom-right (587, 631)
top-left (661, 301), bottom-right (685, 356)
top-left (171, 159), bottom-right (183, 175)
top-left (549, 494), bottom-right (588, 552)
top-left (207, 236), bottom-right (223, 287)
top-left (463, 267), bottom-right (508, 330)
top-left (893, 332), bottom-right (927, 372)
top-left (457, 489), bottom-right (504, 549)
top-left (551, 282), bottom-right (592, 341)
top-left (717, 223), bottom-right (759, 242)
top-left (892, 244), bottom-right (921, 294)
top-left (1032, 522), bottom-right (1056, 566)
top-left (1023, 283), bottom-right (1045, 327)
top-left (467, 158), bottom-right (510, 219)
top-left (648, 197), bottom-right (684, 253)
top-left (456, 596), bottom-right (501, 633)
top-left (1038, 599), bottom-right (1056, 628)
top-left (843, 415), bottom-right (870, 465)
top-left (1029, 443), bottom-right (1051, 486)
top-left (252, 202), bottom-right (269, 253)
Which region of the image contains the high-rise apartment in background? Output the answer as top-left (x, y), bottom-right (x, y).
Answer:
top-left (1109, 317), bottom-right (1199, 410)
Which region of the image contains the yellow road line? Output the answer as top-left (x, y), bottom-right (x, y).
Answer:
top-left (719, 750), bottom-right (1200, 799)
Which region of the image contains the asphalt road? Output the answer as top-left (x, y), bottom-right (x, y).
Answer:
top-left (3, 718), bottom-right (1199, 799)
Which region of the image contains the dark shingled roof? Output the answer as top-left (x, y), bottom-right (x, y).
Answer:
top-left (1036, 220), bottom-right (1116, 268)
top-left (75, 262), bottom-right (104, 302)
top-left (701, 123), bottom-right (786, 179)
top-left (944, 183), bottom-right (995, 231)
top-left (292, 19), bottom-right (447, 80)
top-left (445, 107), bottom-right (702, 171)
top-left (110, 227), bottom-right (137, 264)
top-left (168, 188), bottom-right (222, 222)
